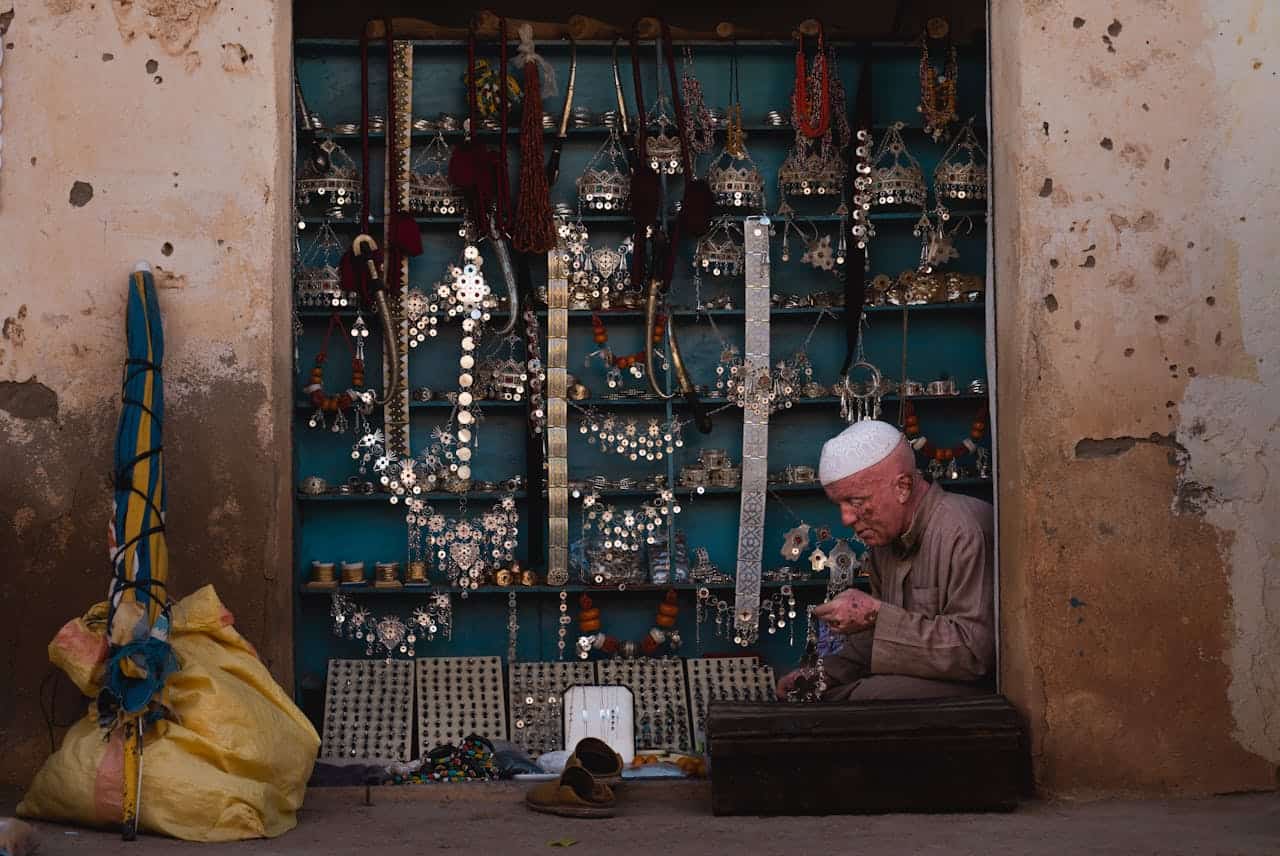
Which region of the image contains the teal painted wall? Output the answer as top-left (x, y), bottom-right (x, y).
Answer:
top-left (293, 38), bottom-right (989, 728)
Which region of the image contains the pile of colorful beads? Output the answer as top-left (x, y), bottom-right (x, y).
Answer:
top-left (392, 736), bottom-right (499, 784)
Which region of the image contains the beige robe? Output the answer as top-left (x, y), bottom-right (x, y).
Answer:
top-left (822, 481), bottom-right (996, 701)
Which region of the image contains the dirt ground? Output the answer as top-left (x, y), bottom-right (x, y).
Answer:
top-left (6, 782), bottom-right (1279, 855)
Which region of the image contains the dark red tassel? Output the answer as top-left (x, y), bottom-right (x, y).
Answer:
top-left (389, 211), bottom-right (423, 257)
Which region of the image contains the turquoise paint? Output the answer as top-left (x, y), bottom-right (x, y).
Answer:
top-left (293, 38), bottom-right (990, 724)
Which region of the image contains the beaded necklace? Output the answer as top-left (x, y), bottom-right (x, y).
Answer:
top-left (918, 34), bottom-right (959, 142)
top-left (792, 24), bottom-right (832, 139)
top-left (303, 314), bottom-right (372, 432)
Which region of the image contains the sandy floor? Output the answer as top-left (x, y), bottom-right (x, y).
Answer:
top-left (7, 782), bottom-right (1279, 855)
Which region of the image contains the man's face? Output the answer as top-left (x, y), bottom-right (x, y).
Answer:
top-left (824, 463), bottom-right (911, 547)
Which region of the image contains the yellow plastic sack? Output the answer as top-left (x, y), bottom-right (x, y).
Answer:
top-left (18, 585), bottom-right (319, 841)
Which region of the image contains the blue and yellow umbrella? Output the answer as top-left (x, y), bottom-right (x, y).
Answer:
top-left (103, 263), bottom-right (177, 838)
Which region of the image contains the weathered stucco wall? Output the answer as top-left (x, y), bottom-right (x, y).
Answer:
top-left (0, 1), bottom-right (293, 787)
top-left (1, 0), bottom-right (1275, 798)
top-left (991, 0), bottom-right (1278, 795)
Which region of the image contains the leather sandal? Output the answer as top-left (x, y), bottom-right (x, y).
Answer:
top-left (525, 763), bottom-right (617, 819)
top-left (568, 737), bottom-right (625, 786)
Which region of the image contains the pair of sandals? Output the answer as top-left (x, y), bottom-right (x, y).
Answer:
top-left (525, 738), bottom-right (625, 819)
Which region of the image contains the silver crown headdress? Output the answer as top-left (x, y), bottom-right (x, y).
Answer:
top-left (645, 94), bottom-right (684, 176)
top-left (869, 122), bottom-right (927, 208)
top-left (408, 132), bottom-right (465, 215)
top-left (778, 136), bottom-right (847, 208)
top-left (933, 121), bottom-right (988, 218)
top-left (693, 216), bottom-right (745, 278)
top-left (296, 137), bottom-right (363, 219)
top-left (708, 147), bottom-right (765, 210)
top-left (294, 220), bottom-right (348, 308)
top-left (577, 128), bottom-right (631, 212)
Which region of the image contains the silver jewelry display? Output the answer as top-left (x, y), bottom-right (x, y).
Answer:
top-left (423, 496), bottom-right (520, 590)
top-left (684, 657), bottom-right (777, 753)
top-left (780, 522), bottom-right (812, 562)
top-left (869, 122), bottom-right (927, 208)
top-left (576, 489), bottom-right (679, 587)
top-left (577, 127), bottom-right (631, 212)
top-left (320, 659), bottom-right (414, 761)
top-left (733, 215), bottom-right (771, 647)
top-left (708, 147), bottom-right (765, 211)
top-left (693, 216), bottom-right (746, 278)
top-left (836, 358), bottom-right (890, 423)
top-left (933, 120), bottom-right (988, 217)
top-left (297, 137), bottom-right (363, 219)
top-left (576, 409), bottom-right (683, 462)
top-left (825, 538), bottom-right (860, 596)
top-left (329, 590), bottom-right (451, 659)
top-left (645, 93), bottom-right (684, 176)
top-left (408, 132), bottom-right (464, 215)
top-left (777, 136), bottom-right (846, 211)
top-left (560, 216), bottom-right (636, 311)
top-left (294, 220), bottom-right (349, 308)
top-left (416, 656), bottom-right (508, 752)
top-left (507, 661), bottom-right (596, 757)
top-left (383, 40), bottom-right (415, 461)
top-left (597, 659), bottom-right (691, 752)
top-left (545, 246), bottom-right (570, 586)
top-left (507, 590), bottom-right (519, 663)
top-left (850, 127), bottom-right (876, 254)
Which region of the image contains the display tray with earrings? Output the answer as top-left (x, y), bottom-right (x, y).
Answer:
top-left (291, 30), bottom-right (991, 724)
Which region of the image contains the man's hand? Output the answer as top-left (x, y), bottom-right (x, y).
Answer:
top-left (775, 669), bottom-right (802, 700)
top-left (813, 588), bottom-right (881, 635)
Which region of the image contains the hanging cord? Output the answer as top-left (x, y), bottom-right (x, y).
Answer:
top-left (496, 17), bottom-right (512, 234)
top-left (898, 306), bottom-right (910, 427)
top-left (359, 26), bottom-right (372, 227)
top-left (382, 18), bottom-right (405, 292)
top-left (840, 49), bottom-right (873, 377)
top-left (628, 27), bottom-right (656, 288)
top-left (466, 27), bottom-right (480, 142)
top-left (766, 488), bottom-right (807, 526)
top-left (320, 311), bottom-right (356, 361)
top-left (660, 22), bottom-right (695, 180)
top-left (629, 30), bottom-right (650, 167)
top-left (729, 44), bottom-right (741, 113)
top-left (40, 670), bottom-right (82, 752)
top-left (512, 24), bottom-right (556, 253)
top-left (799, 307), bottom-right (835, 353)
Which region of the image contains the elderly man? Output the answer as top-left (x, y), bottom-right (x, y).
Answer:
top-left (776, 420), bottom-right (995, 701)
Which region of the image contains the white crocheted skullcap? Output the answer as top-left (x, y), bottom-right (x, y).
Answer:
top-left (818, 420), bottom-right (905, 486)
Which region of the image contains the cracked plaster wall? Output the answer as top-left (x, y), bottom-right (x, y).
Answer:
top-left (1, 0), bottom-right (1276, 799)
top-left (991, 0), bottom-right (1278, 795)
top-left (0, 1), bottom-right (293, 787)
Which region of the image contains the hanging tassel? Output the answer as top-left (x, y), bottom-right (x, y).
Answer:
top-left (389, 212), bottom-right (423, 257)
top-left (512, 26), bottom-right (556, 254)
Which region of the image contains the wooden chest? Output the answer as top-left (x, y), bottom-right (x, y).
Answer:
top-left (707, 695), bottom-right (1029, 815)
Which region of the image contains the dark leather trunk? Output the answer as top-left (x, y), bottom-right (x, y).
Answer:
top-left (707, 695), bottom-right (1030, 815)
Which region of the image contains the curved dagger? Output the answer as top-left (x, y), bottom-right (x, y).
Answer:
top-left (488, 218), bottom-right (520, 335)
top-left (351, 234), bottom-right (401, 407)
top-left (645, 276), bottom-right (677, 401)
top-left (546, 36), bottom-right (577, 186)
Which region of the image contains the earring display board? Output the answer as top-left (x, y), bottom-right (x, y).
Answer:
top-left (416, 655), bottom-right (508, 752)
top-left (508, 660), bottom-right (597, 757)
top-left (320, 658), bottom-right (415, 762)
top-left (684, 657), bottom-right (777, 753)
top-left (563, 684), bottom-right (637, 764)
top-left (292, 31), bottom-right (992, 733)
top-left (597, 658), bottom-right (692, 752)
